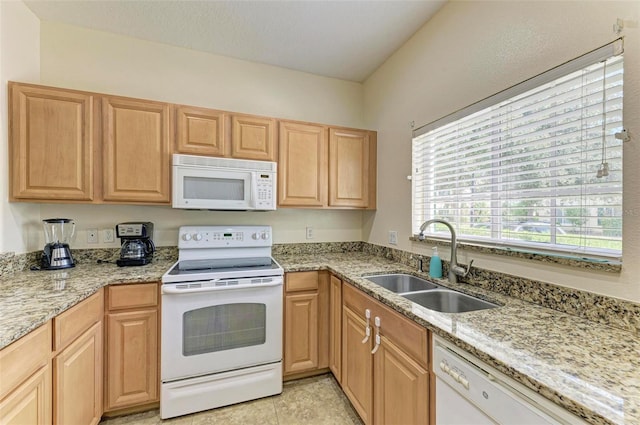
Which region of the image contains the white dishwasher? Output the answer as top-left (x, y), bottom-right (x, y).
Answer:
top-left (433, 336), bottom-right (588, 425)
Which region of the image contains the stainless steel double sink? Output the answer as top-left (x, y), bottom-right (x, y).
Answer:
top-left (362, 273), bottom-right (499, 313)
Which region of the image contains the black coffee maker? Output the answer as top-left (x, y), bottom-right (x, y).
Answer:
top-left (116, 222), bottom-right (155, 267)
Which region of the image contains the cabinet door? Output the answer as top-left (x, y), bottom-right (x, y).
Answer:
top-left (0, 365), bottom-right (51, 425)
top-left (105, 309), bottom-right (158, 411)
top-left (102, 97), bottom-right (171, 203)
top-left (329, 275), bottom-right (342, 382)
top-left (329, 128), bottom-right (373, 208)
top-left (373, 336), bottom-right (428, 425)
top-left (9, 83), bottom-right (95, 201)
top-left (53, 321), bottom-right (102, 425)
top-left (278, 121), bottom-right (327, 207)
top-left (284, 293), bottom-right (319, 375)
top-left (342, 307), bottom-right (373, 425)
top-left (231, 114), bottom-right (276, 161)
top-left (175, 105), bottom-right (227, 156)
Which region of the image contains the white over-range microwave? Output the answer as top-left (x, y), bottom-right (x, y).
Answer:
top-left (172, 154), bottom-right (277, 210)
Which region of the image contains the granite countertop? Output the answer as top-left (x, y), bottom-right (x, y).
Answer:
top-left (0, 259), bottom-right (175, 348)
top-left (0, 252), bottom-right (637, 425)
top-left (275, 252), bottom-right (639, 425)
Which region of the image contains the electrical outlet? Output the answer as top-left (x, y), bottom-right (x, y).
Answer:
top-left (388, 231), bottom-right (398, 245)
top-left (87, 228), bottom-right (98, 244)
top-left (306, 226), bottom-right (314, 240)
top-left (102, 228), bottom-right (115, 243)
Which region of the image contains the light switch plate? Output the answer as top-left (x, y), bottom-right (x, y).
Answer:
top-left (388, 231), bottom-right (398, 245)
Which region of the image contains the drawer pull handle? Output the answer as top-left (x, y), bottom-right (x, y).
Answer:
top-left (362, 308), bottom-right (371, 344)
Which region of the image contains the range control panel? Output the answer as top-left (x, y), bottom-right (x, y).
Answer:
top-left (177, 225), bottom-right (272, 249)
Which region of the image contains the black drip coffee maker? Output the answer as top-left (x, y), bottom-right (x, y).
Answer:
top-left (116, 222), bottom-right (155, 267)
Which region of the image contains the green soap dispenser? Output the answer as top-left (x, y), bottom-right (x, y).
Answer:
top-left (429, 246), bottom-right (443, 279)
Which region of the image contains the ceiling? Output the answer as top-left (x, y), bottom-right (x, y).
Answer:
top-left (24, 0), bottom-right (446, 82)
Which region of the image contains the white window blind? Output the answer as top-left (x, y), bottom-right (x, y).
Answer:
top-left (412, 43), bottom-right (624, 260)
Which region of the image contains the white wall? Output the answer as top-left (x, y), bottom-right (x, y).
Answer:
top-left (19, 21), bottom-right (368, 251)
top-left (0, 1), bottom-right (41, 253)
top-left (363, 1), bottom-right (640, 302)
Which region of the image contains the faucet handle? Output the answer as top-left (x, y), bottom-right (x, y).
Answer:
top-left (451, 259), bottom-right (474, 278)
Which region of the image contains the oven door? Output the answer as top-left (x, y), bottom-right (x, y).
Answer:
top-left (161, 277), bottom-right (283, 382)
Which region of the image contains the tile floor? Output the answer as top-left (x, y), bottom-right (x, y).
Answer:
top-left (100, 374), bottom-right (363, 425)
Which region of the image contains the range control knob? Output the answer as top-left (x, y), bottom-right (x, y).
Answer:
top-left (182, 233), bottom-right (192, 241)
top-left (193, 233), bottom-right (203, 241)
top-left (252, 233), bottom-right (260, 240)
top-left (261, 232), bottom-right (269, 240)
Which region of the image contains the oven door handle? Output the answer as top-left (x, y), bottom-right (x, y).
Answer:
top-left (162, 280), bottom-right (283, 295)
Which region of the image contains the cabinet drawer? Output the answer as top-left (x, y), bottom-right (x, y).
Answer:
top-left (107, 283), bottom-right (158, 311)
top-left (343, 283), bottom-right (428, 367)
top-left (0, 322), bottom-right (52, 400)
top-left (53, 289), bottom-right (103, 352)
top-left (285, 271), bottom-right (319, 293)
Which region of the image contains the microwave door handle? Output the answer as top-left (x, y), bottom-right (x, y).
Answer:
top-left (250, 174), bottom-right (258, 208)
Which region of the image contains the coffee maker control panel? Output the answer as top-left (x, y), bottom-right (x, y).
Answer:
top-left (117, 222), bottom-right (153, 238)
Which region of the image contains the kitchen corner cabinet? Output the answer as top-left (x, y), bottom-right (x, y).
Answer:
top-left (342, 283), bottom-right (429, 425)
top-left (231, 114), bottom-right (277, 161)
top-left (9, 82), bottom-right (96, 202)
top-left (283, 271), bottom-right (329, 379)
top-left (102, 97), bottom-right (171, 204)
top-left (175, 105), bottom-right (227, 156)
top-left (329, 128), bottom-right (376, 208)
top-left (0, 322), bottom-right (52, 425)
top-left (277, 121), bottom-right (377, 209)
top-left (53, 289), bottom-right (104, 425)
top-left (104, 283), bottom-right (159, 413)
top-left (278, 121), bottom-right (328, 207)
top-left (329, 274), bottom-right (342, 382)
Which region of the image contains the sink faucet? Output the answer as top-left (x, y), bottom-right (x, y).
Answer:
top-left (418, 219), bottom-right (474, 284)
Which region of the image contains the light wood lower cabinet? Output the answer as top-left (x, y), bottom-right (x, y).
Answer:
top-left (0, 322), bottom-right (52, 425)
top-left (283, 271), bottom-right (329, 379)
top-left (329, 275), bottom-right (342, 382)
top-left (53, 322), bottom-right (102, 425)
top-left (104, 283), bottom-right (159, 413)
top-left (342, 306), bottom-right (374, 424)
top-left (52, 289), bottom-right (104, 425)
top-left (341, 283), bottom-right (429, 425)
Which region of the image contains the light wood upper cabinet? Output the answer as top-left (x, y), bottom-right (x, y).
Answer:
top-left (278, 121), bottom-right (328, 207)
top-left (102, 96), bottom-right (171, 204)
top-left (175, 105), bottom-right (227, 156)
top-left (9, 82), bottom-right (96, 201)
top-left (231, 114), bottom-right (277, 161)
top-left (278, 123), bottom-right (377, 209)
top-left (329, 128), bottom-right (376, 208)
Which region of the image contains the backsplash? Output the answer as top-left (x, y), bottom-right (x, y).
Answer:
top-left (2, 242), bottom-right (638, 334)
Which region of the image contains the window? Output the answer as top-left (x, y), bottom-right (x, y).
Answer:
top-left (412, 41), bottom-right (624, 260)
